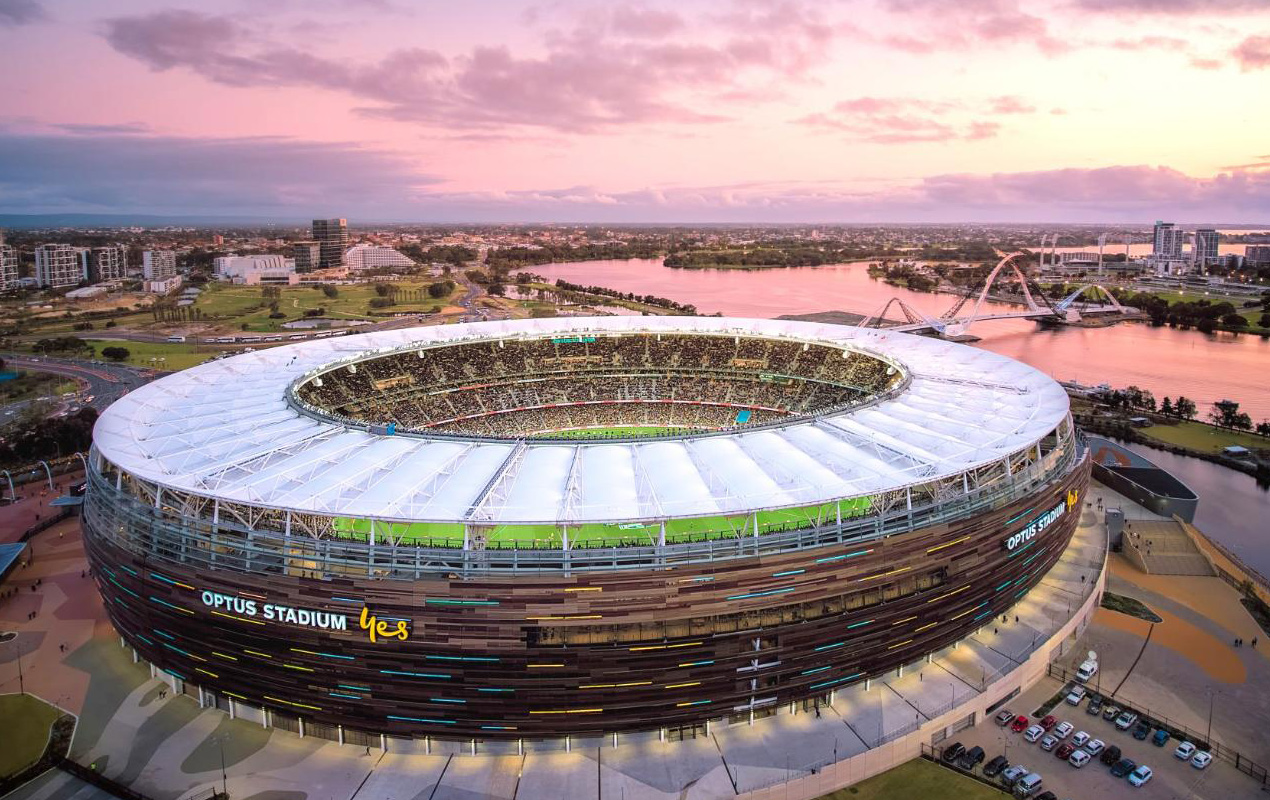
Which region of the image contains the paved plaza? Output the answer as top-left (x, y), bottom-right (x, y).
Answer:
top-left (1, 481), bottom-right (1266, 800)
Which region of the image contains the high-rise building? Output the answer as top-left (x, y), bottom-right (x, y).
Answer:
top-left (312, 219), bottom-right (348, 270)
top-left (35, 243), bottom-right (86, 288)
top-left (292, 240), bottom-right (322, 273)
top-left (143, 250), bottom-right (177, 280)
top-left (1152, 221), bottom-right (1183, 259)
top-left (1193, 229), bottom-right (1219, 267)
top-left (1246, 245), bottom-right (1270, 267)
top-left (85, 245), bottom-right (127, 283)
top-left (0, 232), bottom-right (17, 292)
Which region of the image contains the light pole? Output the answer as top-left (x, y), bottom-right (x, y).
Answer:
top-left (214, 733), bottom-right (228, 798)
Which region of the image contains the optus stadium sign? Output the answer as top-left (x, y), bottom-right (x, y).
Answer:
top-left (1003, 490), bottom-right (1077, 552)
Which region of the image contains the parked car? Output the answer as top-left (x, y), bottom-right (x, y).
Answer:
top-left (1076, 658), bottom-right (1099, 682)
top-left (996, 709), bottom-right (1015, 726)
top-left (984, 755), bottom-right (1010, 777)
top-left (1071, 731), bottom-right (1090, 748)
top-left (1191, 751), bottom-right (1213, 770)
top-left (1039, 715), bottom-right (1058, 731)
top-left (1039, 734), bottom-right (1059, 752)
top-left (1132, 722), bottom-right (1151, 740)
top-left (1085, 738), bottom-right (1106, 756)
top-left (1053, 721), bottom-right (1074, 739)
top-left (1111, 757), bottom-right (1137, 777)
top-left (1014, 772), bottom-right (1044, 798)
top-left (1116, 711), bottom-right (1140, 730)
top-left (1087, 697), bottom-right (1104, 716)
top-left (1065, 685), bottom-right (1086, 705)
top-left (1101, 745), bottom-right (1123, 766)
top-left (1175, 741), bottom-right (1197, 760)
top-left (1128, 765), bottom-right (1154, 786)
top-left (1055, 742), bottom-right (1077, 760)
top-left (1034, 792), bottom-right (1057, 800)
top-left (942, 742), bottom-right (965, 763)
top-left (1152, 729), bottom-right (1170, 747)
top-left (1068, 750), bottom-right (1092, 768)
top-left (1103, 705), bottom-right (1121, 720)
top-left (1024, 725), bottom-right (1046, 743)
top-left (1012, 715), bottom-right (1030, 732)
top-left (1001, 764), bottom-right (1030, 787)
top-left (958, 746), bottom-right (986, 770)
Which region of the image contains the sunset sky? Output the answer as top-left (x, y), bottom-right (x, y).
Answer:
top-left (2, 0), bottom-right (1269, 222)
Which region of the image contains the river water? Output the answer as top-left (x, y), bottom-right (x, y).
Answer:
top-left (524, 258), bottom-right (1269, 569)
top-left (525, 258), bottom-right (1270, 420)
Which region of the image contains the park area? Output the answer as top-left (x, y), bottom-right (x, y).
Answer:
top-left (814, 758), bottom-right (1005, 800)
top-left (193, 280), bottom-right (464, 332)
top-left (0, 693), bottom-right (62, 778)
top-left (1140, 419), bottom-right (1269, 455)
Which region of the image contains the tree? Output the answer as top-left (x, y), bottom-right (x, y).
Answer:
top-left (1209, 399), bottom-right (1242, 428)
top-left (101, 346), bottom-right (130, 362)
top-left (1222, 313), bottom-right (1248, 328)
top-left (1259, 313), bottom-right (1270, 329)
top-left (1174, 396), bottom-right (1197, 421)
top-left (1257, 421), bottom-right (1270, 437)
top-left (427, 280), bottom-right (455, 299)
top-left (1159, 397), bottom-right (1173, 416)
top-left (321, 284), bottom-right (339, 299)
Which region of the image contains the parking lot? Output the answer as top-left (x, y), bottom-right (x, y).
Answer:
top-left (938, 677), bottom-right (1260, 799)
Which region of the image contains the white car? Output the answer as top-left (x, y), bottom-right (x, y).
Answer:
top-left (1024, 724), bottom-right (1045, 742)
top-left (1191, 751), bottom-right (1213, 770)
top-left (1175, 741), bottom-right (1197, 760)
top-left (1115, 711), bottom-right (1139, 730)
top-left (1065, 685), bottom-right (1087, 705)
top-left (1040, 734), bottom-right (1059, 751)
top-left (1128, 765), bottom-right (1154, 786)
top-left (1071, 731), bottom-right (1090, 748)
top-left (1085, 738), bottom-right (1106, 755)
top-left (1068, 750), bottom-right (1092, 768)
top-left (1053, 721), bottom-right (1074, 739)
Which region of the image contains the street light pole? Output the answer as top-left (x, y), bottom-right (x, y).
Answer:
top-left (218, 735), bottom-right (228, 799)
top-left (1206, 691), bottom-right (1215, 744)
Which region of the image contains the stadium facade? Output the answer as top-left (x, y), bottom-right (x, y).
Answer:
top-left (83, 317), bottom-right (1088, 741)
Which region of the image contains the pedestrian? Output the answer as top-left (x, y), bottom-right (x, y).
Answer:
top-left (1014, 615), bottom-right (1019, 623)
top-left (1253, 637), bottom-right (1258, 648)
top-left (994, 627), bottom-right (998, 635)
top-left (1081, 575), bottom-right (1086, 583)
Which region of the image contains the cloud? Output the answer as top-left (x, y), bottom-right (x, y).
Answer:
top-left (1071, 0), bottom-right (1267, 14)
top-left (798, 96), bottom-right (1023, 143)
top-left (0, 0), bottom-right (44, 26)
top-left (1233, 35), bottom-right (1270, 71)
top-left (876, 0), bottom-right (1065, 55)
top-left (0, 130), bottom-right (440, 216)
top-left (101, 5), bottom-right (839, 133)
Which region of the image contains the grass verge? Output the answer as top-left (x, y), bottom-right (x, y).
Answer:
top-left (816, 758), bottom-right (1006, 800)
top-left (0, 693), bottom-right (62, 778)
top-left (1101, 592), bottom-right (1163, 623)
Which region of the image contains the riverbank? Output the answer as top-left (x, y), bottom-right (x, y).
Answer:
top-left (1074, 414), bottom-right (1269, 482)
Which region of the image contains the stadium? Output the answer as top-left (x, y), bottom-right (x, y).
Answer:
top-left (82, 316), bottom-right (1089, 743)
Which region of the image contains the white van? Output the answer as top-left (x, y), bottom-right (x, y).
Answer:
top-left (1075, 659), bottom-right (1099, 682)
top-left (166, 335), bottom-right (186, 343)
top-left (1013, 772), bottom-right (1043, 798)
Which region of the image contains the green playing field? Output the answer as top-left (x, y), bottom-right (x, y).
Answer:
top-left (529, 426), bottom-right (695, 439)
top-left (332, 497), bottom-right (872, 549)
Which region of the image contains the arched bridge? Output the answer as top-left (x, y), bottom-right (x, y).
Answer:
top-left (861, 253), bottom-right (1137, 338)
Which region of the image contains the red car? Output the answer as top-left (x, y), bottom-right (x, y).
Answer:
top-left (1055, 742), bottom-right (1077, 760)
top-left (1011, 715), bottom-right (1029, 732)
top-left (1040, 715), bottom-right (1058, 731)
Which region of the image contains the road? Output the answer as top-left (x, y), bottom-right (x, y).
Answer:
top-left (1, 355), bottom-right (154, 419)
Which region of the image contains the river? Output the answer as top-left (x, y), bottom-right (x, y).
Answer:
top-left (524, 258), bottom-right (1270, 420)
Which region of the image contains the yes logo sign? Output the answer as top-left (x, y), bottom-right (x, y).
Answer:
top-left (359, 607), bottom-right (411, 643)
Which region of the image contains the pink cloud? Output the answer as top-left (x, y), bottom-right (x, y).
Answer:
top-left (0, 0), bottom-right (45, 27)
top-left (989, 95), bottom-right (1036, 114)
top-left (799, 96), bottom-right (1026, 143)
top-left (876, 0), bottom-right (1065, 55)
top-left (1233, 35), bottom-right (1270, 71)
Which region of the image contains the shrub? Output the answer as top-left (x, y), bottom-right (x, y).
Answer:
top-left (101, 346), bottom-right (130, 362)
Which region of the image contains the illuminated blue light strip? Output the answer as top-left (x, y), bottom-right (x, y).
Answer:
top-left (424, 599), bottom-right (499, 606)
top-left (329, 692), bottom-right (361, 700)
top-left (164, 668), bottom-right (186, 680)
top-left (973, 610), bottom-right (993, 622)
top-left (387, 715), bottom-right (456, 724)
top-left (847, 619), bottom-right (874, 629)
top-left (1006, 507), bottom-right (1036, 525)
top-left (149, 572), bottom-right (184, 587)
top-left (679, 660), bottom-right (714, 667)
top-left (810, 672), bottom-right (864, 690)
top-left (691, 576), bottom-right (715, 582)
top-left (426, 655), bottom-right (500, 663)
top-left (814, 641), bottom-right (845, 652)
top-left (482, 725), bottom-right (517, 730)
top-left (109, 577), bottom-right (140, 599)
top-left (431, 698), bottom-right (466, 704)
top-left (678, 700), bottom-right (711, 707)
top-left (120, 565), bottom-right (138, 576)
top-left (726, 587), bottom-right (795, 601)
top-left (994, 580), bottom-right (1012, 592)
top-left (772, 569), bottom-right (805, 577)
top-left (135, 634), bottom-right (153, 645)
top-left (149, 597), bottom-right (189, 614)
top-left (338, 684), bottom-right (371, 691)
top-left (161, 642), bottom-right (195, 658)
top-left (815, 549), bottom-right (872, 563)
top-left (477, 688), bottom-right (514, 693)
top-left (801, 666), bottom-right (831, 675)
top-left (315, 652), bottom-right (355, 660)
top-left (380, 670), bottom-right (451, 679)
top-left (153, 629), bottom-right (176, 640)
top-left (330, 596), bottom-right (362, 603)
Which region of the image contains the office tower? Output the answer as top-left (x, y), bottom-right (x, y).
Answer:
top-left (1193, 228), bottom-right (1219, 266)
top-left (1246, 245), bottom-right (1270, 267)
top-left (292, 240), bottom-right (322, 273)
top-left (1152, 221), bottom-right (1183, 259)
top-left (35, 243), bottom-right (86, 288)
top-left (143, 250), bottom-right (178, 280)
top-left (0, 231), bottom-right (17, 292)
top-left (312, 218), bottom-right (348, 270)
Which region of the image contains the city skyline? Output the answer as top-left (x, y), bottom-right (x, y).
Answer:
top-left (2, 0), bottom-right (1270, 223)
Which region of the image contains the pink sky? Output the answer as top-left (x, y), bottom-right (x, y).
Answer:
top-left (2, 0), bottom-right (1269, 222)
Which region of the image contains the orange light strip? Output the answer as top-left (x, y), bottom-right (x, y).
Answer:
top-left (926, 536), bottom-right (971, 554)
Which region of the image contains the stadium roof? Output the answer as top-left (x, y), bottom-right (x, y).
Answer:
top-left (93, 317), bottom-right (1070, 524)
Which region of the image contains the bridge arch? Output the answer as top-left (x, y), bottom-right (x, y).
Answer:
top-left (1056, 284), bottom-right (1125, 313)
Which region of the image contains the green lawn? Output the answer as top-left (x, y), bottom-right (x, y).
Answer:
top-left (83, 339), bottom-right (222, 371)
top-left (1140, 420), bottom-right (1268, 454)
top-left (0, 693), bottom-right (62, 778)
top-left (194, 281), bottom-right (463, 332)
top-left (532, 426), bottom-right (693, 439)
top-left (816, 758), bottom-right (1006, 800)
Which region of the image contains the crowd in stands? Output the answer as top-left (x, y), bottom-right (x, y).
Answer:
top-left (296, 333), bottom-right (899, 436)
